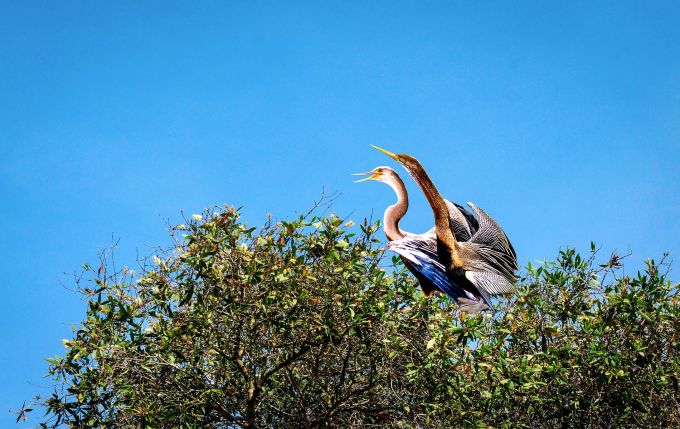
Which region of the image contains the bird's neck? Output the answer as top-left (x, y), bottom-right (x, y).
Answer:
top-left (407, 165), bottom-right (462, 266)
top-left (383, 175), bottom-right (408, 241)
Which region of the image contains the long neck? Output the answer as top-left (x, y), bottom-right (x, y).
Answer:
top-left (406, 163), bottom-right (461, 264)
top-left (383, 174), bottom-right (409, 241)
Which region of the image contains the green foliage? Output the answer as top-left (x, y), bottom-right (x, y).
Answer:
top-left (29, 207), bottom-right (679, 428)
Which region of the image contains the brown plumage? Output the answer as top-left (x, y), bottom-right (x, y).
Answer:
top-left (372, 146), bottom-right (518, 308)
top-left (354, 166), bottom-right (478, 298)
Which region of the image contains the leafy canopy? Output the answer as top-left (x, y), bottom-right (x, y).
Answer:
top-left (29, 205), bottom-right (679, 428)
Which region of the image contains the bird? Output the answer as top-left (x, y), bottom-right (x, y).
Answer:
top-left (353, 166), bottom-right (489, 312)
top-left (372, 145), bottom-right (518, 310)
top-left (353, 166), bottom-right (478, 242)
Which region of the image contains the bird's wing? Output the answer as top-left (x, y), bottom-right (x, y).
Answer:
top-left (465, 269), bottom-right (515, 296)
top-left (401, 258), bottom-right (439, 296)
top-left (387, 235), bottom-right (477, 303)
top-left (472, 245), bottom-right (519, 286)
top-left (460, 202), bottom-right (519, 295)
top-left (443, 200), bottom-right (477, 241)
top-left (420, 201), bottom-right (478, 241)
top-left (467, 202), bottom-right (518, 269)
top-left (448, 200), bottom-right (479, 237)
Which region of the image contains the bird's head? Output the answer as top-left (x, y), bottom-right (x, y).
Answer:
top-left (352, 166), bottom-right (398, 183)
top-left (370, 145), bottom-right (422, 175)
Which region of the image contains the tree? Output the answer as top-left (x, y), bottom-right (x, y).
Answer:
top-left (28, 204), bottom-right (679, 428)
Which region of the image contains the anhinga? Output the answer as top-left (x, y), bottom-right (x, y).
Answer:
top-left (353, 166), bottom-right (478, 242)
top-left (354, 166), bottom-right (490, 312)
top-left (372, 146), bottom-right (518, 309)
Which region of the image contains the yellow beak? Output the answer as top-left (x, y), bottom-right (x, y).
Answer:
top-left (371, 145), bottom-right (399, 160)
top-left (351, 170), bottom-right (381, 183)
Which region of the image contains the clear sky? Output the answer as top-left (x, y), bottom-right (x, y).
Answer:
top-left (1, 2), bottom-right (679, 424)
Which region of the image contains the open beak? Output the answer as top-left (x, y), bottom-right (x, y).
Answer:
top-left (351, 170), bottom-right (381, 183)
top-left (371, 145), bottom-right (399, 161)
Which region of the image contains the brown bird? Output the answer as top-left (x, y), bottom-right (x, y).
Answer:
top-left (353, 166), bottom-right (478, 242)
top-left (372, 146), bottom-right (518, 309)
top-left (355, 167), bottom-right (495, 312)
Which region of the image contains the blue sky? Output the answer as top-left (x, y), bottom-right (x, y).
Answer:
top-left (1, 1), bottom-right (679, 425)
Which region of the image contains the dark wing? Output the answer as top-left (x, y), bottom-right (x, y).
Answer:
top-left (422, 200), bottom-right (479, 242)
top-left (467, 202), bottom-right (514, 257)
top-left (444, 200), bottom-right (478, 242)
top-left (465, 202), bottom-right (519, 295)
top-left (401, 258), bottom-right (439, 296)
top-left (387, 234), bottom-right (481, 305)
top-left (448, 200), bottom-right (479, 237)
top-left (465, 270), bottom-right (515, 297)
